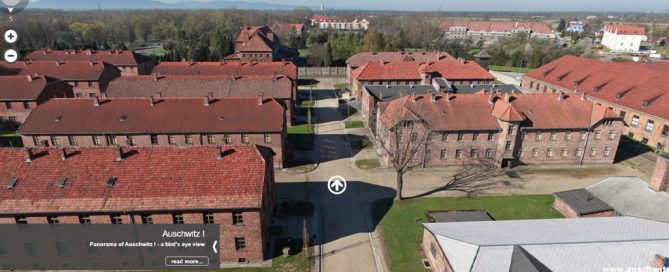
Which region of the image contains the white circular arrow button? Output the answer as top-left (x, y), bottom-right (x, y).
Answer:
top-left (327, 175), bottom-right (347, 195)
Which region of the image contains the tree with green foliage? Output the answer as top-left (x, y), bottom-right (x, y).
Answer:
top-left (557, 19), bottom-right (567, 32)
top-left (323, 42), bottom-right (332, 67)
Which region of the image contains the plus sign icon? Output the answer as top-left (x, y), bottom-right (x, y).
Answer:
top-left (327, 176), bottom-right (347, 195)
top-left (4, 30), bottom-right (17, 43)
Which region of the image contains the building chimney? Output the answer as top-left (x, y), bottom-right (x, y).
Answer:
top-left (94, 96), bottom-right (100, 107)
top-left (26, 75), bottom-right (33, 82)
top-left (649, 155), bottom-right (669, 193)
top-left (215, 145), bottom-right (223, 160)
top-left (504, 93), bottom-right (510, 103)
top-left (157, 92), bottom-right (162, 99)
top-left (24, 147), bottom-right (33, 163)
top-left (152, 73), bottom-right (159, 82)
top-left (458, 57), bottom-right (465, 64)
top-left (488, 92), bottom-right (495, 104)
top-left (558, 92), bottom-right (565, 101)
top-left (581, 92), bottom-right (587, 101)
top-left (149, 96), bottom-right (155, 106)
top-left (446, 92), bottom-right (451, 102)
top-left (115, 146), bottom-right (124, 162)
top-left (430, 93), bottom-right (436, 102)
top-left (58, 147), bottom-right (67, 160)
top-left (204, 95), bottom-right (211, 106)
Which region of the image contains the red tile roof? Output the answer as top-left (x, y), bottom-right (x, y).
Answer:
top-left (18, 97), bottom-right (284, 135)
top-left (0, 145), bottom-right (273, 214)
top-left (153, 61), bottom-right (297, 80)
top-left (0, 61), bottom-right (117, 81)
top-left (24, 49), bottom-right (153, 67)
top-left (439, 21), bottom-right (553, 35)
top-left (105, 74), bottom-right (293, 100)
top-left (0, 75), bottom-right (56, 100)
top-left (379, 93), bottom-right (618, 131)
top-left (347, 51), bottom-right (455, 68)
top-left (604, 23), bottom-right (646, 35)
top-left (525, 55), bottom-right (669, 121)
top-left (353, 60), bottom-right (494, 81)
top-left (235, 26), bottom-right (279, 52)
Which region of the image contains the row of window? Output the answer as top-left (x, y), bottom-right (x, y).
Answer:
top-left (74, 92), bottom-right (98, 98)
top-left (518, 147), bottom-right (613, 158)
top-left (434, 148), bottom-right (495, 160)
top-left (3, 101), bottom-right (31, 110)
top-left (0, 116), bottom-right (18, 123)
top-left (430, 131), bottom-right (497, 142)
top-left (71, 81), bottom-right (95, 87)
top-left (15, 211), bottom-right (244, 225)
top-left (629, 114), bottom-right (669, 136)
top-left (40, 133), bottom-right (273, 147)
top-left (521, 130), bottom-right (617, 141)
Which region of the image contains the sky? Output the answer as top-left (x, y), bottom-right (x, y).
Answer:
top-left (159, 0), bottom-right (669, 12)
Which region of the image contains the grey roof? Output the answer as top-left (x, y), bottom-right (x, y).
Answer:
top-left (434, 77), bottom-right (450, 88)
top-left (451, 84), bottom-right (520, 94)
top-left (587, 177), bottom-right (669, 223)
top-left (509, 246), bottom-right (551, 272)
top-left (364, 85), bottom-right (438, 101)
top-left (427, 211), bottom-right (494, 223)
top-left (474, 50), bottom-right (491, 59)
top-left (424, 217), bottom-right (669, 272)
top-left (553, 188), bottom-right (614, 215)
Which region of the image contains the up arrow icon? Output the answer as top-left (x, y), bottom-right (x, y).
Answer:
top-left (7, 7), bottom-right (13, 13)
top-left (327, 176), bottom-right (347, 195)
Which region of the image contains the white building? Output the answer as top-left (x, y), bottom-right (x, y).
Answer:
top-left (311, 15), bottom-right (369, 30)
top-left (601, 23), bottom-right (647, 52)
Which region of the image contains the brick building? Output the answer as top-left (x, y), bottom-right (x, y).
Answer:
top-left (0, 145), bottom-right (275, 265)
top-left (351, 59), bottom-right (494, 98)
top-left (105, 73), bottom-right (296, 124)
top-left (439, 20), bottom-right (556, 45)
top-left (375, 92), bottom-right (623, 168)
top-left (522, 55), bottom-right (669, 152)
top-left (310, 15), bottom-right (369, 31)
top-left (346, 51), bottom-right (454, 85)
top-left (24, 49), bottom-right (154, 76)
top-left (422, 217), bottom-right (669, 272)
top-left (225, 26), bottom-right (297, 62)
top-left (0, 75), bottom-right (73, 128)
top-left (552, 189), bottom-right (615, 218)
top-left (17, 97), bottom-right (287, 167)
top-left (0, 61), bottom-right (121, 97)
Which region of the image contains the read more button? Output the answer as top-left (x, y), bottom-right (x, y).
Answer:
top-left (165, 256), bottom-right (209, 266)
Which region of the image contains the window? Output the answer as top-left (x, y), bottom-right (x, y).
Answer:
top-left (232, 211), bottom-right (244, 225)
top-left (517, 148), bottom-right (525, 157)
top-left (487, 132), bottom-right (494, 141)
top-left (23, 102), bottom-right (30, 109)
top-left (561, 148), bottom-right (568, 157)
top-left (234, 237), bottom-right (246, 251)
top-left (79, 215), bottom-right (91, 224)
top-left (242, 134), bottom-right (249, 144)
top-left (4, 101), bottom-right (11, 109)
top-left (50, 136), bottom-right (58, 146)
top-left (642, 138), bottom-right (649, 144)
top-left (508, 125), bottom-right (515, 135)
top-left (472, 133), bottom-right (479, 141)
top-left (457, 133), bottom-right (463, 141)
top-left (87, 81), bottom-right (93, 87)
top-left (535, 132), bottom-right (543, 142)
top-left (532, 148), bottom-right (539, 158)
top-left (430, 242), bottom-right (437, 258)
top-left (440, 150), bottom-right (447, 159)
top-left (89, 93), bottom-right (96, 98)
top-left (608, 130), bottom-right (617, 140)
top-left (65, 136), bottom-right (76, 146)
top-left (485, 148), bottom-right (493, 158)
top-left (183, 134), bottom-right (192, 145)
top-left (15, 216), bottom-right (27, 224)
top-left (579, 132), bottom-right (587, 141)
top-left (150, 134), bottom-right (159, 145)
top-left (645, 120), bottom-right (655, 133)
top-left (505, 141), bottom-right (512, 151)
top-left (8, 116), bottom-right (16, 122)
top-left (631, 115), bottom-right (639, 127)
top-left (442, 133), bottom-right (448, 142)
top-left (141, 213), bottom-right (153, 224)
top-left (594, 130), bottom-right (602, 140)
top-left (521, 131), bottom-right (527, 140)
top-left (75, 93), bottom-right (83, 97)
top-left (93, 136), bottom-right (102, 145)
top-left (455, 149), bottom-right (463, 159)
top-left (662, 125), bottom-right (669, 137)
top-left (172, 213), bottom-right (184, 224)
top-left (576, 148), bottom-right (584, 157)
top-left (168, 135), bottom-right (176, 145)
top-left (470, 149), bottom-right (478, 158)
top-left (203, 212), bottom-right (215, 224)
top-left (224, 134), bottom-right (232, 144)
top-left (547, 148), bottom-right (554, 158)
top-left (604, 147), bottom-right (612, 157)
top-left (565, 132), bottom-right (572, 140)
top-left (264, 134), bottom-right (271, 143)
top-left (47, 216), bottom-right (59, 224)
top-left (619, 110), bottom-right (626, 119)
top-left (110, 214), bottom-right (122, 224)
top-left (589, 147), bottom-right (597, 157)
top-left (108, 135), bottom-right (117, 146)
top-left (126, 135), bottom-right (134, 146)
top-left (204, 134), bottom-right (213, 144)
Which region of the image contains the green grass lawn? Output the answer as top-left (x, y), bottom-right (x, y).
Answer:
top-left (488, 65), bottom-right (533, 73)
top-left (350, 136), bottom-right (373, 150)
top-left (0, 131), bottom-right (18, 137)
top-left (333, 83), bottom-right (348, 90)
top-left (298, 48), bottom-right (310, 57)
top-left (287, 124), bottom-right (313, 134)
top-left (300, 100), bottom-right (314, 107)
top-left (344, 120), bottom-right (364, 129)
top-left (355, 159), bottom-right (381, 169)
top-left (372, 195), bottom-right (562, 272)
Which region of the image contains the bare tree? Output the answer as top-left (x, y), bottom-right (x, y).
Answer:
top-left (377, 99), bottom-right (431, 201)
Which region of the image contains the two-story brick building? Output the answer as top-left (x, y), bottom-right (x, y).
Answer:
top-left (346, 51), bottom-right (455, 85)
top-left (105, 73), bottom-right (295, 125)
top-left (17, 97), bottom-right (287, 167)
top-left (375, 92), bottom-right (623, 168)
top-left (0, 75), bottom-right (73, 128)
top-left (225, 26), bottom-right (297, 62)
top-left (0, 145), bottom-right (275, 265)
top-left (24, 49), bottom-right (154, 76)
top-left (521, 55), bottom-right (669, 152)
top-left (351, 59), bottom-right (495, 98)
top-left (0, 61), bottom-right (121, 97)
